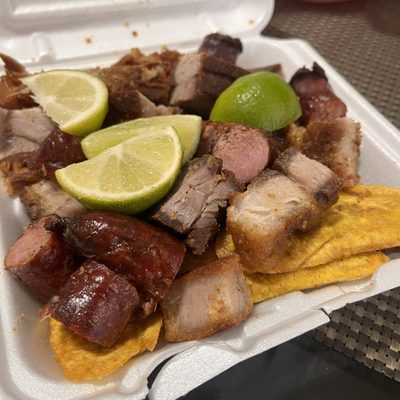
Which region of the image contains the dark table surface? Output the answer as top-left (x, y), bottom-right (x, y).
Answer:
top-left (149, 1), bottom-right (400, 398)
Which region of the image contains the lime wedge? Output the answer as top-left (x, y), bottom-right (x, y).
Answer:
top-left (55, 126), bottom-right (182, 214)
top-left (210, 71), bottom-right (301, 132)
top-left (21, 70), bottom-right (108, 137)
top-left (81, 115), bottom-right (201, 163)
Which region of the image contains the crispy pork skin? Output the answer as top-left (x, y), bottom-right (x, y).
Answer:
top-left (0, 54), bottom-right (35, 110)
top-left (227, 170), bottom-right (314, 273)
top-left (151, 155), bottom-right (241, 254)
top-left (198, 33), bottom-right (243, 64)
top-left (20, 180), bottom-right (86, 221)
top-left (160, 255), bottom-right (252, 342)
top-left (4, 216), bottom-right (78, 303)
top-left (0, 151), bottom-right (43, 195)
top-left (273, 148), bottom-right (342, 210)
top-left (287, 118), bottom-right (361, 187)
top-left (290, 63), bottom-right (346, 125)
top-left (45, 212), bottom-right (185, 318)
top-left (197, 122), bottom-right (272, 183)
top-left (44, 260), bottom-right (139, 347)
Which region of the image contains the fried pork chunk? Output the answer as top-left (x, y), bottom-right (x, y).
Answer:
top-left (290, 63), bottom-right (346, 125)
top-left (227, 150), bottom-right (341, 273)
top-left (0, 107), bottom-right (56, 159)
top-left (160, 255), bottom-right (253, 342)
top-left (170, 53), bottom-right (248, 117)
top-left (20, 180), bottom-right (87, 221)
top-left (151, 155), bottom-right (241, 254)
top-left (287, 118), bottom-right (361, 187)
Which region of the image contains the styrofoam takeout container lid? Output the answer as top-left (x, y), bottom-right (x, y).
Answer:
top-left (1, 1), bottom-right (400, 399)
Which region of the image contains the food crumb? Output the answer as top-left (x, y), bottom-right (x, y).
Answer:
top-left (85, 36), bottom-right (93, 44)
top-left (132, 31), bottom-right (138, 37)
top-left (248, 19), bottom-right (255, 25)
top-left (123, 20), bottom-right (129, 27)
top-left (12, 327), bottom-right (16, 333)
top-left (17, 313), bottom-right (25, 323)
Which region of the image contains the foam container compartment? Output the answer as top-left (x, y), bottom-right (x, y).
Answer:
top-left (1, 0), bottom-right (400, 399)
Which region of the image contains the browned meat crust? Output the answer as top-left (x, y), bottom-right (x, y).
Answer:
top-left (37, 129), bottom-right (86, 182)
top-left (290, 63), bottom-right (346, 125)
top-left (151, 155), bottom-right (242, 254)
top-left (198, 33), bottom-right (243, 64)
top-left (287, 118), bottom-right (361, 187)
top-left (4, 216), bottom-right (78, 303)
top-left (45, 212), bottom-right (186, 319)
top-left (44, 260), bottom-right (139, 347)
top-left (0, 54), bottom-right (35, 110)
top-left (161, 255), bottom-right (252, 342)
top-left (197, 121), bottom-right (272, 183)
top-left (0, 151), bottom-right (43, 195)
top-left (20, 180), bottom-right (86, 221)
top-left (249, 63), bottom-right (284, 78)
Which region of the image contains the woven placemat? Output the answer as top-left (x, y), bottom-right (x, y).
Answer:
top-left (263, 0), bottom-right (400, 383)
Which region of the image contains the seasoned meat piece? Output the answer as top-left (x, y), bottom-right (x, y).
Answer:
top-left (170, 53), bottom-right (248, 117)
top-left (0, 107), bottom-right (56, 159)
top-left (197, 121), bottom-right (272, 183)
top-left (151, 155), bottom-right (241, 254)
top-left (198, 33), bottom-right (243, 64)
top-left (227, 170), bottom-right (314, 273)
top-left (91, 48), bottom-right (180, 107)
top-left (160, 255), bottom-right (253, 342)
top-left (290, 63), bottom-right (346, 125)
top-left (4, 216), bottom-right (78, 303)
top-left (186, 171), bottom-right (240, 255)
top-left (45, 212), bottom-right (185, 318)
top-left (37, 129), bottom-right (86, 181)
top-left (273, 148), bottom-right (342, 210)
top-left (152, 155), bottom-right (223, 234)
top-left (0, 151), bottom-right (43, 195)
top-left (103, 89), bottom-right (180, 125)
top-left (0, 54), bottom-right (35, 110)
top-left (20, 180), bottom-right (86, 221)
top-left (44, 260), bottom-right (139, 347)
top-left (287, 118), bottom-right (361, 187)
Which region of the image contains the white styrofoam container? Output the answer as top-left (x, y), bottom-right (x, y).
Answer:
top-left (1, 1), bottom-right (400, 399)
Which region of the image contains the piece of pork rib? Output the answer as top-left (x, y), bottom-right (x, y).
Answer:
top-left (151, 155), bottom-right (242, 254)
top-left (4, 215), bottom-right (78, 303)
top-left (290, 63), bottom-right (346, 125)
top-left (287, 117), bottom-right (361, 187)
top-left (20, 180), bottom-right (86, 221)
top-left (43, 260), bottom-right (139, 347)
top-left (170, 53), bottom-right (248, 117)
top-left (0, 54), bottom-right (35, 110)
top-left (197, 121), bottom-right (273, 183)
top-left (161, 255), bottom-right (252, 342)
top-left (45, 212), bottom-right (186, 319)
top-left (198, 33), bottom-right (243, 64)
